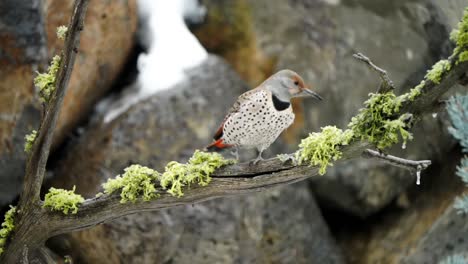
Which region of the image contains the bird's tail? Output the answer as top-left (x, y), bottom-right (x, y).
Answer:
top-left (204, 139), bottom-right (233, 151)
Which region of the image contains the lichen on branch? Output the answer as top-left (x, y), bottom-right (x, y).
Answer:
top-left (160, 150), bottom-right (236, 197)
top-left (24, 130), bottom-right (37, 153)
top-left (102, 151), bottom-right (236, 202)
top-left (425, 60), bottom-right (452, 84)
top-left (34, 55), bottom-right (61, 103)
top-left (451, 8), bottom-right (468, 63)
top-left (102, 165), bottom-right (160, 203)
top-left (56, 25), bottom-right (68, 40)
top-left (43, 186), bottom-right (84, 214)
top-left (0, 206), bottom-right (16, 256)
top-left (348, 92), bottom-right (412, 149)
top-left (295, 126), bottom-right (353, 175)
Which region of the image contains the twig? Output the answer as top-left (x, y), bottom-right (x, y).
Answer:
top-left (363, 149), bottom-right (431, 185)
top-left (353, 53), bottom-right (396, 93)
top-left (363, 149), bottom-right (431, 171)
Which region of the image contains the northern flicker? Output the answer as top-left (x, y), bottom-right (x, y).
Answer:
top-left (206, 69), bottom-right (322, 164)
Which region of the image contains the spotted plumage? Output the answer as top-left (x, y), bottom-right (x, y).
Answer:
top-left (207, 69), bottom-right (322, 164)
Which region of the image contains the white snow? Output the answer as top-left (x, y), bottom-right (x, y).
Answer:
top-left (137, 0), bottom-right (207, 96)
top-left (103, 0), bottom-right (208, 123)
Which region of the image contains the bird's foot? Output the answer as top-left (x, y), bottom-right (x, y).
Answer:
top-left (231, 148), bottom-right (239, 161)
top-left (249, 156), bottom-right (264, 165)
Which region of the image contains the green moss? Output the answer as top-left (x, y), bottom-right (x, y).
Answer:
top-left (459, 50), bottom-right (468, 63)
top-left (451, 8), bottom-right (468, 63)
top-left (34, 55), bottom-right (61, 103)
top-left (348, 92), bottom-right (412, 149)
top-left (407, 80), bottom-right (425, 101)
top-left (425, 60), bottom-right (451, 84)
top-left (102, 165), bottom-right (160, 203)
top-left (56, 25), bottom-right (68, 40)
top-left (43, 186), bottom-right (84, 214)
top-left (101, 151), bottom-right (234, 202)
top-left (24, 130), bottom-right (37, 153)
top-left (160, 150), bottom-right (236, 197)
top-left (0, 206), bottom-right (16, 256)
top-left (295, 126), bottom-right (353, 175)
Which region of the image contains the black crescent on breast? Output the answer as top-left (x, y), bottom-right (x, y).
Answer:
top-left (271, 94), bottom-right (291, 111)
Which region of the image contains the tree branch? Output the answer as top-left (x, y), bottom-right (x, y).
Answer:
top-left (19, 0), bottom-right (89, 210)
top-left (363, 149), bottom-right (431, 185)
top-left (363, 149), bottom-right (431, 172)
top-left (353, 52), bottom-right (396, 93)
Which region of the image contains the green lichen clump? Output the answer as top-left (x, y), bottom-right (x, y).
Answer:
top-left (405, 80), bottom-right (425, 101)
top-left (102, 165), bottom-right (160, 203)
top-left (34, 55), bottom-right (61, 103)
top-left (24, 130), bottom-right (37, 153)
top-left (451, 8), bottom-right (468, 63)
top-left (102, 151), bottom-right (235, 202)
top-left (160, 150), bottom-right (236, 197)
top-left (348, 92), bottom-right (412, 149)
top-left (295, 126), bottom-right (354, 175)
top-left (0, 206), bottom-right (16, 256)
top-left (425, 60), bottom-right (452, 84)
top-left (56, 25), bottom-right (68, 40)
top-left (43, 186), bottom-right (84, 214)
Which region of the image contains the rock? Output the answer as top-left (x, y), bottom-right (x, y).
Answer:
top-left (311, 159), bottom-right (413, 218)
top-left (0, 0), bottom-right (46, 206)
top-left (192, 0), bottom-right (465, 217)
top-left (49, 56), bottom-right (345, 263)
top-left (45, 0), bottom-right (138, 148)
top-left (401, 206), bottom-right (468, 263)
top-left (0, 0), bottom-right (137, 207)
top-left (330, 148), bottom-right (466, 263)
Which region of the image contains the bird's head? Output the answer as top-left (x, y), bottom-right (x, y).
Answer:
top-left (265, 69), bottom-right (323, 102)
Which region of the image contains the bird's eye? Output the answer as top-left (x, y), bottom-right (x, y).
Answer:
top-left (294, 81), bottom-right (299, 86)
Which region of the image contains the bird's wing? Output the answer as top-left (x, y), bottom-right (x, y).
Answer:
top-left (213, 88), bottom-right (265, 140)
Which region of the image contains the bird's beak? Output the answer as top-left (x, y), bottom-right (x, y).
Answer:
top-left (301, 88), bottom-right (323, 100)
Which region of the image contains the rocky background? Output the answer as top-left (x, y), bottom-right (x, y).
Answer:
top-left (1, 0), bottom-right (467, 263)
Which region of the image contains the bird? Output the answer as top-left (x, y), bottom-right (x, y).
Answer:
top-left (206, 69), bottom-right (323, 164)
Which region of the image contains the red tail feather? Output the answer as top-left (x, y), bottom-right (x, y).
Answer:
top-left (205, 139), bottom-right (233, 151)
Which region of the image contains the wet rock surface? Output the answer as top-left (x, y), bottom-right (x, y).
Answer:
top-left (49, 56), bottom-right (345, 263)
top-left (401, 206), bottom-right (468, 263)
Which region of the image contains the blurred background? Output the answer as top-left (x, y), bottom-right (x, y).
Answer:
top-left (0, 0), bottom-right (467, 263)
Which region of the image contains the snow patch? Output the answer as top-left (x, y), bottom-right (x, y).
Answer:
top-left (103, 0), bottom-right (208, 123)
top-left (137, 0), bottom-right (207, 95)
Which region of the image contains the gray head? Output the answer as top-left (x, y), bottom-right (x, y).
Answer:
top-left (263, 69), bottom-right (322, 102)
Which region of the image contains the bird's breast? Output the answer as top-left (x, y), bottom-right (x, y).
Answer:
top-left (222, 90), bottom-right (294, 147)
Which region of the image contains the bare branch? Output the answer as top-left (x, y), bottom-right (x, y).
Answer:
top-left (353, 52), bottom-right (396, 93)
top-left (19, 0), bottom-right (89, 209)
top-left (363, 149), bottom-right (431, 172)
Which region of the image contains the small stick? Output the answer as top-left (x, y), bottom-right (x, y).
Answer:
top-left (363, 149), bottom-right (431, 185)
top-left (353, 53), bottom-right (396, 93)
